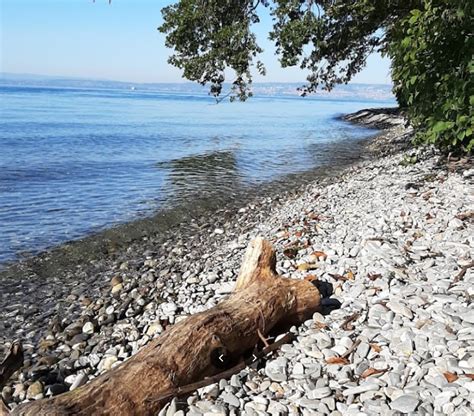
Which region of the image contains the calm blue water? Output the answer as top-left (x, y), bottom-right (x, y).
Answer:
top-left (0, 85), bottom-right (393, 264)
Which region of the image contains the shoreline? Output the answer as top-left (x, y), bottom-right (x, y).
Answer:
top-left (0, 107), bottom-right (404, 368)
top-left (3, 108), bottom-right (472, 414)
top-left (0, 149), bottom-right (368, 277)
top-left (0, 129), bottom-right (379, 277)
top-left (0, 112), bottom-right (388, 344)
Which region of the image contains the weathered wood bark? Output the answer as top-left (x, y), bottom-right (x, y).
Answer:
top-left (0, 342), bottom-right (23, 389)
top-left (11, 238), bottom-right (322, 416)
top-left (1, 342), bottom-right (23, 416)
top-left (1, 398), bottom-right (10, 416)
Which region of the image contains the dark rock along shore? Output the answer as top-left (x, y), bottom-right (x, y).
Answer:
top-left (1, 108), bottom-right (473, 415)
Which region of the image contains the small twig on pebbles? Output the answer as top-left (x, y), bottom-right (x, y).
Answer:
top-left (455, 211), bottom-right (474, 221)
top-left (341, 312), bottom-right (361, 331)
top-left (341, 338), bottom-right (361, 359)
top-left (328, 273), bottom-right (348, 282)
top-left (448, 261), bottom-right (474, 289)
top-left (257, 329), bottom-right (270, 349)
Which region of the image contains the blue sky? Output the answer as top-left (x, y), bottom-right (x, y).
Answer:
top-left (1, 0), bottom-right (392, 85)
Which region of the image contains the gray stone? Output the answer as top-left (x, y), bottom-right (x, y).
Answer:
top-left (309, 387), bottom-right (332, 399)
top-left (69, 374), bottom-right (88, 391)
top-left (195, 400), bottom-right (213, 412)
top-left (390, 395), bottom-right (420, 413)
top-left (88, 353), bottom-right (101, 367)
top-left (388, 373), bottom-right (401, 387)
top-left (267, 400), bottom-right (288, 415)
top-left (230, 374), bottom-right (242, 388)
top-left (161, 302), bottom-right (178, 315)
top-left (293, 363), bottom-right (305, 375)
top-left (342, 383), bottom-right (379, 396)
top-left (218, 379), bottom-right (228, 390)
top-left (265, 357), bottom-right (288, 382)
top-left (356, 342), bottom-right (370, 359)
top-left (98, 355), bottom-right (118, 372)
top-left (26, 381), bottom-right (43, 399)
top-left (297, 398), bottom-right (320, 409)
top-left (461, 310), bottom-right (474, 324)
top-left (215, 282), bottom-right (234, 295)
top-left (259, 380), bottom-right (271, 391)
top-left (390, 329), bottom-right (414, 357)
top-left (165, 398), bottom-right (178, 416)
top-left (3, 113), bottom-right (471, 416)
top-left (221, 392), bottom-right (240, 407)
top-left (314, 332), bottom-right (332, 349)
top-left (82, 322), bottom-right (95, 335)
top-left (388, 300), bottom-right (413, 319)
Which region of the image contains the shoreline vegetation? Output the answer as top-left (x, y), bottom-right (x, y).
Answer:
top-left (1, 108), bottom-right (473, 415)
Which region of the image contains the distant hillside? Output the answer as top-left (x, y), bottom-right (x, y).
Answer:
top-left (0, 73), bottom-right (395, 102)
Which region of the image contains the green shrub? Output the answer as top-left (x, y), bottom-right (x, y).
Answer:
top-left (387, 0), bottom-right (473, 152)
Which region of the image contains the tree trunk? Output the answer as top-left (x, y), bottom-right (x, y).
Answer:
top-left (11, 238), bottom-right (322, 416)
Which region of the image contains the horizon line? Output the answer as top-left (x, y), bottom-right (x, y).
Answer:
top-left (0, 71), bottom-right (393, 87)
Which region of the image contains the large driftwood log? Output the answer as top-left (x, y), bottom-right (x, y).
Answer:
top-left (11, 238), bottom-right (322, 416)
top-left (1, 342), bottom-right (23, 416)
top-left (0, 342), bottom-right (23, 390)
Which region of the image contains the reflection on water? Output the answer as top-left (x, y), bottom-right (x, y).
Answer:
top-left (155, 137), bottom-right (371, 210)
top-left (0, 85), bottom-right (392, 263)
top-left (156, 151), bottom-right (241, 203)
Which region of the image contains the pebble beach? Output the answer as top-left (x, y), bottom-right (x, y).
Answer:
top-left (1, 109), bottom-right (473, 415)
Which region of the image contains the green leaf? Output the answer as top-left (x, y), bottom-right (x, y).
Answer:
top-left (409, 9), bottom-right (420, 24)
top-left (432, 121), bottom-right (450, 133)
top-left (401, 37), bottom-right (412, 48)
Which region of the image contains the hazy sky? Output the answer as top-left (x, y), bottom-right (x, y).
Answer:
top-left (1, 0), bottom-right (392, 85)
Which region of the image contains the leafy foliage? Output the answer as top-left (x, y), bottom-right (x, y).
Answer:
top-left (387, 0), bottom-right (473, 152)
top-left (269, 0), bottom-right (418, 94)
top-left (159, 1), bottom-right (419, 98)
top-left (158, 0), bottom-right (473, 152)
top-left (159, 0), bottom-right (267, 101)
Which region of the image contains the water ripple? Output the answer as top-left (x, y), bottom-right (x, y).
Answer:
top-left (0, 85), bottom-right (391, 263)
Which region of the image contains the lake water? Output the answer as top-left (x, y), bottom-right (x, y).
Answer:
top-left (0, 85), bottom-right (393, 264)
